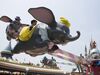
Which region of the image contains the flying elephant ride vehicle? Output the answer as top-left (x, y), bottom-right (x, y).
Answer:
top-left (0, 7), bottom-right (80, 57)
top-left (0, 7), bottom-right (84, 73)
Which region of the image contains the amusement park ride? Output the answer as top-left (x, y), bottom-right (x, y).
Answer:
top-left (0, 7), bottom-right (100, 75)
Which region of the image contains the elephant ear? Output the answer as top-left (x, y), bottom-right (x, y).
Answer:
top-left (28, 7), bottom-right (57, 28)
top-left (0, 16), bottom-right (12, 23)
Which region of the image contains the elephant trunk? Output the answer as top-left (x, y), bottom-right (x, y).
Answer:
top-left (66, 31), bottom-right (80, 41)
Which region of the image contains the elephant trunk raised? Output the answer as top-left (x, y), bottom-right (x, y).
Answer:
top-left (66, 31), bottom-right (80, 41)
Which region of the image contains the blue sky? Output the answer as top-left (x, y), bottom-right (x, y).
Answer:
top-left (0, 0), bottom-right (100, 72)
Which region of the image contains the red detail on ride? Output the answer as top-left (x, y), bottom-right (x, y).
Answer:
top-left (91, 66), bottom-right (100, 75)
top-left (86, 61), bottom-right (100, 75)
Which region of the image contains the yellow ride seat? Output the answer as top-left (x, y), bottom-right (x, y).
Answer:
top-left (18, 26), bottom-right (36, 41)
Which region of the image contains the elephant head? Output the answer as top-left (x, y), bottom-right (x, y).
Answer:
top-left (28, 7), bottom-right (80, 44)
top-left (0, 16), bottom-right (26, 41)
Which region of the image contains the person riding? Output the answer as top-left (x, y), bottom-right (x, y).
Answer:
top-left (17, 19), bottom-right (37, 41)
top-left (6, 17), bottom-right (37, 42)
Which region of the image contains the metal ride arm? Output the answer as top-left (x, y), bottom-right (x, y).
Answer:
top-left (49, 48), bottom-right (88, 75)
top-left (50, 49), bottom-right (82, 64)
